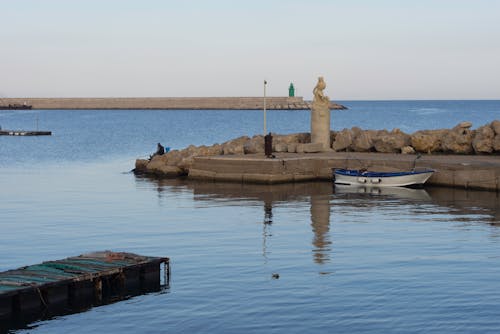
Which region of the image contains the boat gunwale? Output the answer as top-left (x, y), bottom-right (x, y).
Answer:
top-left (334, 168), bottom-right (435, 178)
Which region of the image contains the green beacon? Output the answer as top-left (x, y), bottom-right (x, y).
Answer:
top-left (288, 83), bottom-right (295, 97)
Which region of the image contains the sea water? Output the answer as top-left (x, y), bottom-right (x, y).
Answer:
top-left (1, 101), bottom-right (500, 333)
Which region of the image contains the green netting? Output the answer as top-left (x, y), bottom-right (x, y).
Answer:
top-left (0, 285), bottom-right (19, 292)
top-left (26, 264), bottom-right (77, 277)
top-left (0, 275), bottom-right (55, 283)
top-left (42, 262), bottom-right (97, 273)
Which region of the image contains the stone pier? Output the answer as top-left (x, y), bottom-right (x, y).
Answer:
top-left (188, 152), bottom-right (500, 191)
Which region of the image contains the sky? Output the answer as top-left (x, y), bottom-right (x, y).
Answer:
top-left (1, 0), bottom-right (499, 100)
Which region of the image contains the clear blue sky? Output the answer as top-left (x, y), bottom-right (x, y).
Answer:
top-left (1, 0), bottom-right (499, 99)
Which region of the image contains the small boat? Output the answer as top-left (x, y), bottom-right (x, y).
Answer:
top-left (333, 168), bottom-right (435, 188)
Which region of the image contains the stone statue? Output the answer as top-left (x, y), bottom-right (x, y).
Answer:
top-left (311, 77), bottom-right (331, 150)
top-left (313, 77), bottom-right (329, 106)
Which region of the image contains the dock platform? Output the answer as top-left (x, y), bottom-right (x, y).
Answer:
top-left (189, 152), bottom-right (500, 191)
top-left (0, 251), bottom-right (169, 331)
top-left (0, 130), bottom-right (52, 136)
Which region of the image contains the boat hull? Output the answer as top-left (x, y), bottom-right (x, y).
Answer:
top-left (333, 169), bottom-right (434, 187)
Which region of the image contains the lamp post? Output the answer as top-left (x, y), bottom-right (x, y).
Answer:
top-left (263, 80), bottom-right (267, 135)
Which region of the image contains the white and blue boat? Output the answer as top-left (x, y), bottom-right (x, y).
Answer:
top-left (333, 168), bottom-right (435, 188)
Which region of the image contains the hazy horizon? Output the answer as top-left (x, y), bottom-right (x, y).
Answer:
top-left (1, 0), bottom-right (499, 100)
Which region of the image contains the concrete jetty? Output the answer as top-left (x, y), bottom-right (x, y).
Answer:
top-left (1, 97), bottom-right (346, 110)
top-left (188, 152), bottom-right (500, 191)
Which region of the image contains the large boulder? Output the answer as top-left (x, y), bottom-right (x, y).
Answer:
top-left (490, 121), bottom-right (500, 152)
top-left (195, 144), bottom-right (223, 157)
top-left (146, 155), bottom-right (185, 176)
top-left (332, 128), bottom-right (354, 151)
top-left (274, 143), bottom-right (288, 152)
top-left (207, 144), bottom-right (224, 156)
top-left (472, 125), bottom-right (495, 153)
top-left (373, 129), bottom-right (410, 153)
top-left (493, 135), bottom-right (500, 152)
top-left (410, 129), bottom-right (446, 153)
top-left (165, 150), bottom-right (184, 166)
top-left (491, 120), bottom-right (500, 135)
top-left (274, 133), bottom-right (309, 145)
top-left (135, 159), bottom-right (149, 172)
top-left (222, 136), bottom-right (249, 155)
top-left (401, 146), bottom-right (416, 154)
top-left (296, 132), bottom-right (311, 143)
top-left (352, 129), bottom-right (377, 152)
top-left (441, 122), bottom-right (473, 154)
top-left (330, 131), bottom-right (337, 146)
top-left (243, 136), bottom-right (264, 154)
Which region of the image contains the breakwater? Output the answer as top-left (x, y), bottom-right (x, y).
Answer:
top-left (135, 120), bottom-right (500, 191)
top-left (1, 97), bottom-right (346, 110)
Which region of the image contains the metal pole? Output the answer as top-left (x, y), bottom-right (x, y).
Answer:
top-left (263, 80), bottom-right (267, 135)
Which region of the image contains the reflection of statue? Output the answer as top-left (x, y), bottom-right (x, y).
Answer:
top-left (311, 76), bottom-right (331, 150)
top-left (310, 195), bottom-right (331, 264)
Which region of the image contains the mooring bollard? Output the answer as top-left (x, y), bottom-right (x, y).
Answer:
top-left (265, 132), bottom-right (273, 158)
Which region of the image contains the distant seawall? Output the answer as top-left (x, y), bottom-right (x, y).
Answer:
top-left (1, 97), bottom-right (346, 110)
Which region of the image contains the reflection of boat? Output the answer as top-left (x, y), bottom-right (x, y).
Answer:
top-left (333, 168), bottom-right (434, 187)
top-left (334, 184), bottom-right (432, 201)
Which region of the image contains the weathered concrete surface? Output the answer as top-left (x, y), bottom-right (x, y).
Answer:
top-left (189, 152), bottom-right (500, 191)
top-left (1, 97), bottom-right (346, 110)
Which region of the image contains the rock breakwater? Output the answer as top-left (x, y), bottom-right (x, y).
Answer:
top-left (134, 120), bottom-right (500, 177)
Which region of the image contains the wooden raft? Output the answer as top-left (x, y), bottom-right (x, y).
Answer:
top-left (0, 251), bottom-right (170, 330)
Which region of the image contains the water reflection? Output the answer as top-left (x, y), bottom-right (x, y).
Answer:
top-left (333, 184), bottom-right (432, 201)
top-left (135, 178), bottom-right (335, 265)
top-left (426, 187), bottom-right (500, 225)
top-left (310, 194), bottom-right (331, 264)
top-left (134, 176), bottom-right (500, 267)
top-left (262, 199), bottom-right (273, 263)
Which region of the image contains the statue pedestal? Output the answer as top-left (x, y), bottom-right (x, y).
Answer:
top-left (310, 102), bottom-right (331, 150)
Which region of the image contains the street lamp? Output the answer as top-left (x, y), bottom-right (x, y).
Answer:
top-left (263, 80), bottom-right (267, 135)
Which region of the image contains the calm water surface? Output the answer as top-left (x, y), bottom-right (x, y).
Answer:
top-left (1, 101), bottom-right (500, 333)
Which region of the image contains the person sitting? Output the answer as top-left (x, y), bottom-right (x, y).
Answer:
top-left (156, 143), bottom-right (165, 156)
top-left (149, 143), bottom-right (165, 160)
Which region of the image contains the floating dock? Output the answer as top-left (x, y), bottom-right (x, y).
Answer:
top-left (0, 130), bottom-right (52, 136)
top-left (0, 251), bottom-right (169, 332)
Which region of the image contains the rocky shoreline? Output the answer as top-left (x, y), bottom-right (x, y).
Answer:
top-left (135, 120), bottom-right (500, 177)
